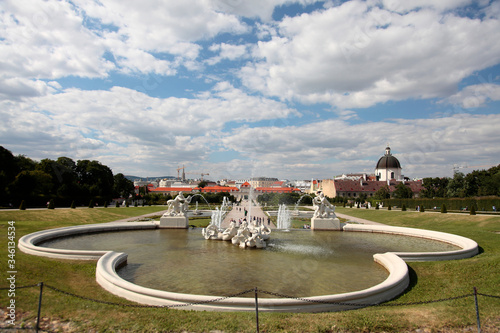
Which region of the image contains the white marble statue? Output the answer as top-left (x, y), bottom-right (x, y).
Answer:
top-left (231, 226), bottom-right (251, 247)
top-left (166, 191), bottom-right (192, 216)
top-left (221, 221), bottom-right (238, 241)
top-left (202, 223), bottom-right (220, 240)
top-left (313, 191), bottom-right (336, 218)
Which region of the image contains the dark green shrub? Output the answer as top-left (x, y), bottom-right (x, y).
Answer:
top-left (470, 205), bottom-right (476, 215)
top-left (70, 200), bottom-right (76, 209)
top-left (88, 199), bottom-right (94, 208)
top-left (441, 204), bottom-right (447, 213)
top-left (402, 204), bottom-right (407, 211)
top-left (48, 199), bottom-right (55, 209)
top-left (388, 205), bottom-right (391, 211)
top-left (19, 200), bottom-right (26, 210)
top-left (375, 203), bottom-right (379, 210)
top-left (116, 201), bottom-right (119, 207)
top-left (420, 205), bottom-right (425, 212)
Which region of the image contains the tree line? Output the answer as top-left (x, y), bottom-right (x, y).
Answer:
top-left (0, 146), bottom-right (135, 208)
top-left (420, 167), bottom-right (500, 198)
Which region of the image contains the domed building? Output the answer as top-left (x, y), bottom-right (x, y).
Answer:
top-left (375, 146), bottom-right (403, 181)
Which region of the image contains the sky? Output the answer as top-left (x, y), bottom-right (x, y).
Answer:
top-left (1, 0), bottom-right (500, 181)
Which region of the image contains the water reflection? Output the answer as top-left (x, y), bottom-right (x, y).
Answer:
top-left (41, 228), bottom-right (458, 297)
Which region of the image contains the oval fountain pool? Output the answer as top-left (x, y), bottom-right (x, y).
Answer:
top-left (39, 228), bottom-right (458, 298)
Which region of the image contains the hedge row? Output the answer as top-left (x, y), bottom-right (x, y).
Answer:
top-left (377, 196), bottom-right (499, 211)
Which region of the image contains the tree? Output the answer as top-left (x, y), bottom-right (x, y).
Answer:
top-left (447, 172), bottom-right (466, 197)
top-left (374, 185), bottom-right (391, 200)
top-left (0, 147), bottom-right (19, 205)
top-left (198, 181), bottom-right (208, 188)
top-left (393, 182), bottom-right (413, 199)
top-left (113, 173), bottom-right (134, 198)
top-left (77, 160), bottom-right (114, 201)
top-left (10, 170), bottom-right (53, 200)
top-left (421, 177), bottom-right (449, 198)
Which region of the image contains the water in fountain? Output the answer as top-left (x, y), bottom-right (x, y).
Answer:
top-left (247, 186), bottom-right (254, 221)
top-left (210, 208), bottom-right (223, 229)
top-left (210, 196), bottom-right (231, 230)
top-left (277, 204), bottom-right (291, 230)
top-left (190, 193), bottom-right (212, 210)
top-left (294, 194), bottom-right (314, 215)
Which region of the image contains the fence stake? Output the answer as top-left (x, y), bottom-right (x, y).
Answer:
top-left (254, 287), bottom-right (259, 333)
top-left (36, 282), bottom-right (44, 333)
top-left (473, 287), bottom-right (481, 333)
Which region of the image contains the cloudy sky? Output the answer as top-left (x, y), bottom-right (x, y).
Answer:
top-left (1, 0), bottom-right (500, 181)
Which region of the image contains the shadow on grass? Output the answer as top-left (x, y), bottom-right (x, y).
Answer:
top-left (392, 265), bottom-right (418, 301)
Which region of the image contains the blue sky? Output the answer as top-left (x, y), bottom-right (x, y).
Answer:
top-left (1, 0), bottom-right (500, 180)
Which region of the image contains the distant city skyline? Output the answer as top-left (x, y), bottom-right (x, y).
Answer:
top-left (1, 1), bottom-right (499, 180)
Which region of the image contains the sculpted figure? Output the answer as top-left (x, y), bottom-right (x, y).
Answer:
top-left (313, 191), bottom-right (336, 218)
top-left (166, 191), bottom-right (191, 216)
top-left (202, 222), bottom-right (220, 240)
top-left (221, 221), bottom-right (238, 241)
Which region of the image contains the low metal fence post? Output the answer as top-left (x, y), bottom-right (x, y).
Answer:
top-left (473, 287), bottom-right (481, 333)
top-left (36, 282), bottom-right (44, 333)
top-left (255, 287), bottom-right (259, 333)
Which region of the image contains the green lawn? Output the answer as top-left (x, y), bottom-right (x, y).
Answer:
top-left (1, 206), bottom-right (499, 332)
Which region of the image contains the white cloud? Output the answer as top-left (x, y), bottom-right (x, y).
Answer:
top-left (0, 83), bottom-right (299, 175)
top-left (0, 0), bottom-right (114, 79)
top-left (74, 0), bottom-right (249, 68)
top-left (240, 1), bottom-right (500, 109)
top-left (211, 0), bottom-right (322, 22)
top-left (0, 0), bottom-right (251, 80)
top-left (442, 84), bottom-right (500, 109)
top-left (0, 78), bottom-right (54, 100)
top-left (206, 43), bottom-right (249, 65)
top-left (220, 113), bottom-right (500, 178)
top-left (381, 0), bottom-right (474, 13)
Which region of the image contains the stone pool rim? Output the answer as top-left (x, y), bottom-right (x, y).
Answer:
top-left (18, 220), bottom-right (479, 312)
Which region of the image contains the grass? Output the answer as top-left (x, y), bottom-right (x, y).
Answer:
top-left (1, 206), bottom-right (499, 332)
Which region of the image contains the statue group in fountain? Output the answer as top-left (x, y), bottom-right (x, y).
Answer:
top-left (202, 219), bottom-right (271, 249)
top-left (165, 191), bottom-right (192, 216)
top-left (312, 191), bottom-right (336, 218)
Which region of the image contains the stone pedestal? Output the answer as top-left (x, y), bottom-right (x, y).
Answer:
top-left (159, 216), bottom-right (189, 229)
top-left (311, 217), bottom-right (342, 231)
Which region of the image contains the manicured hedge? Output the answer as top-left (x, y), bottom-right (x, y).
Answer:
top-left (379, 196), bottom-right (499, 212)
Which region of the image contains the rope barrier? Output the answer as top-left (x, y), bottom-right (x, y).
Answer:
top-left (3, 284), bottom-right (498, 333)
top-left (258, 289), bottom-right (476, 308)
top-left (43, 284), bottom-right (255, 309)
top-left (2, 283), bottom-right (499, 309)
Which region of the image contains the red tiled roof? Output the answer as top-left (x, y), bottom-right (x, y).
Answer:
top-left (241, 182), bottom-right (251, 187)
top-left (333, 180), bottom-right (423, 193)
top-left (255, 187), bottom-right (301, 193)
top-left (194, 186), bottom-right (239, 193)
top-left (150, 187), bottom-right (194, 192)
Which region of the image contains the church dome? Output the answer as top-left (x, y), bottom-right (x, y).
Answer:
top-left (376, 146), bottom-right (401, 169)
